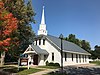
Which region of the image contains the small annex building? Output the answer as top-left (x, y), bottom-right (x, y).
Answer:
top-left (23, 6), bottom-right (91, 66)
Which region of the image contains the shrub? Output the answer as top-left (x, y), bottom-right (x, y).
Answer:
top-left (54, 63), bottom-right (60, 67)
top-left (48, 62), bottom-right (55, 66)
top-left (46, 62), bottom-right (60, 67)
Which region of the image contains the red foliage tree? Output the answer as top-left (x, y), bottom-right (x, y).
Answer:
top-left (0, 1), bottom-right (18, 51)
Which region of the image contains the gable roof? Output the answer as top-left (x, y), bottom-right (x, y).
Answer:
top-left (24, 45), bottom-right (48, 55)
top-left (31, 45), bottom-right (49, 55)
top-left (46, 35), bottom-right (90, 55)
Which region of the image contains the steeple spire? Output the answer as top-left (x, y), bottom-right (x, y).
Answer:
top-left (38, 6), bottom-right (47, 35)
top-left (41, 6), bottom-right (45, 24)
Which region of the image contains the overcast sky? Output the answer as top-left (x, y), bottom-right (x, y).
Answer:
top-left (31, 0), bottom-right (100, 49)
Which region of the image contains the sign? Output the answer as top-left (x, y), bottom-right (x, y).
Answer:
top-left (20, 58), bottom-right (28, 66)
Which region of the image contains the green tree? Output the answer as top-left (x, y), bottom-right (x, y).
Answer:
top-left (2, 0), bottom-right (36, 61)
top-left (0, 1), bottom-right (18, 65)
top-left (66, 34), bottom-right (81, 47)
top-left (94, 45), bottom-right (100, 59)
top-left (67, 34), bottom-right (76, 42)
top-left (81, 40), bottom-right (91, 52)
top-left (65, 34), bottom-right (91, 52)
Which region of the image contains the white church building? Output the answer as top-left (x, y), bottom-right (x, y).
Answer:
top-left (24, 6), bottom-right (91, 66)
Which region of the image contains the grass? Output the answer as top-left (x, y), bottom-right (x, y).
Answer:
top-left (90, 61), bottom-right (100, 65)
top-left (18, 68), bottom-right (42, 75)
top-left (0, 65), bottom-right (59, 75)
top-left (0, 66), bottom-right (18, 73)
top-left (38, 66), bottom-right (60, 69)
top-left (0, 65), bottom-right (42, 75)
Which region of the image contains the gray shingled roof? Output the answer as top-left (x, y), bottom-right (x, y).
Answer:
top-left (31, 45), bottom-right (49, 55)
top-left (46, 35), bottom-right (90, 55)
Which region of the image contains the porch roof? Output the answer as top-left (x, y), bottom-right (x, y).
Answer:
top-left (24, 45), bottom-right (49, 55)
top-left (31, 45), bottom-right (49, 55)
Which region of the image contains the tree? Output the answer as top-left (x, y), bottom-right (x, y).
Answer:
top-left (67, 34), bottom-right (76, 42)
top-left (66, 34), bottom-right (81, 47)
top-left (2, 0), bottom-right (35, 61)
top-left (81, 40), bottom-right (91, 52)
top-left (65, 34), bottom-right (91, 52)
top-left (93, 45), bottom-right (100, 59)
top-left (0, 1), bottom-right (18, 65)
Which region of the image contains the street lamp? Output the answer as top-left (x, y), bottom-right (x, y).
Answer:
top-left (59, 34), bottom-right (63, 72)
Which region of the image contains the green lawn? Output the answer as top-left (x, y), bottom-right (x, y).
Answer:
top-left (18, 68), bottom-right (42, 75)
top-left (0, 65), bottom-right (42, 75)
top-left (90, 61), bottom-right (100, 65)
top-left (0, 65), bottom-right (60, 75)
top-left (38, 66), bottom-right (60, 69)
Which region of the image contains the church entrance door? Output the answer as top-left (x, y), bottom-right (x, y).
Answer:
top-left (33, 54), bottom-right (38, 65)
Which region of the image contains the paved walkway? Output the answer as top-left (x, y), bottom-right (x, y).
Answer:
top-left (70, 63), bottom-right (96, 67)
top-left (29, 64), bottom-right (99, 75)
top-left (29, 68), bottom-right (57, 75)
top-left (71, 63), bottom-right (100, 68)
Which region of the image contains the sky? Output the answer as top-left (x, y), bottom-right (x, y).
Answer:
top-left (31, 0), bottom-right (100, 49)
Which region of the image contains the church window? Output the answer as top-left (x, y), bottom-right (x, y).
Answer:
top-left (52, 53), bottom-right (54, 61)
top-left (43, 39), bottom-right (45, 45)
top-left (76, 54), bottom-right (78, 63)
top-left (39, 39), bottom-right (41, 45)
top-left (85, 55), bottom-right (86, 62)
top-left (36, 40), bottom-right (37, 45)
top-left (65, 53), bottom-right (67, 61)
top-left (83, 55), bottom-right (84, 62)
top-left (72, 53), bottom-right (73, 61)
top-left (79, 54), bottom-right (81, 63)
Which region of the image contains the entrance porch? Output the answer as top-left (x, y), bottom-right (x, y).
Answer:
top-left (23, 45), bottom-right (49, 66)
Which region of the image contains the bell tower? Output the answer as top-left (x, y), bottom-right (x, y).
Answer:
top-left (38, 6), bottom-right (47, 35)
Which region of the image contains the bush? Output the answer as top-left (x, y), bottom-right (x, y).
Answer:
top-left (46, 62), bottom-right (60, 67)
top-left (48, 62), bottom-right (55, 66)
top-left (54, 63), bottom-right (60, 67)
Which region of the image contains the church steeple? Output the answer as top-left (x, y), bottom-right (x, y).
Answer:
top-left (41, 6), bottom-right (45, 24)
top-left (38, 6), bottom-right (47, 35)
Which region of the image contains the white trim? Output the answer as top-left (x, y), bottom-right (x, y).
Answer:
top-left (63, 50), bottom-right (91, 55)
top-left (24, 51), bottom-right (37, 54)
top-left (23, 45), bottom-right (37, 54)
